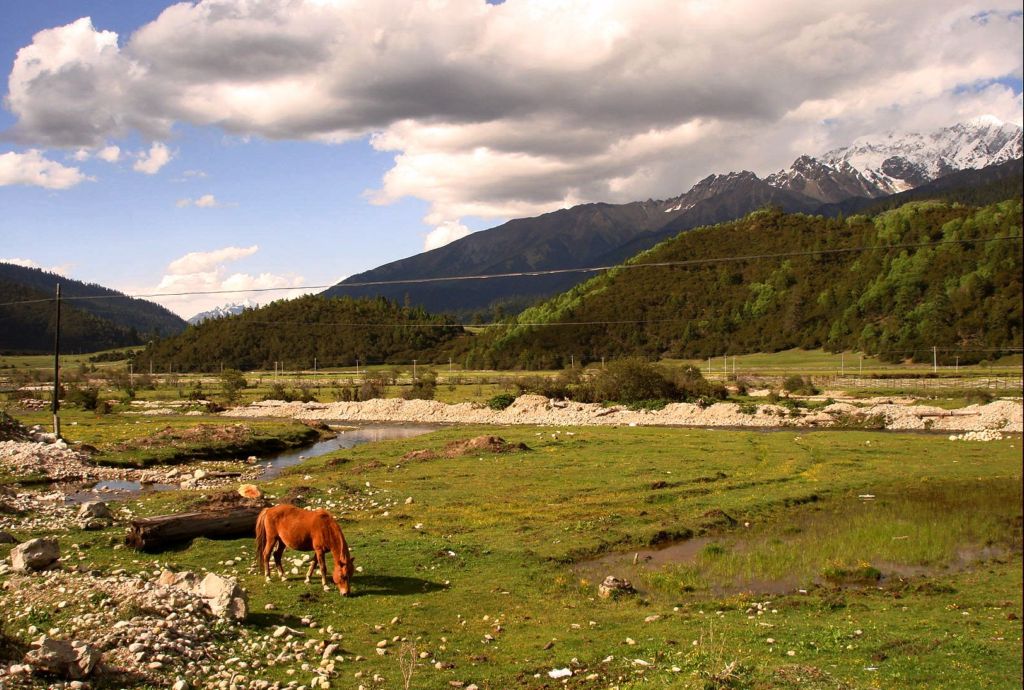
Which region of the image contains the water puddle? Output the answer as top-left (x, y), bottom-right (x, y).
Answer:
top-left (573, 536), bottom-right (1015, 598)
top-left (61, 423), bottom-right (439, 504)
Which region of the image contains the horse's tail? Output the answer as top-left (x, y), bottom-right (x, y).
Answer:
top-left (254, 508), bottom-right (268, 570)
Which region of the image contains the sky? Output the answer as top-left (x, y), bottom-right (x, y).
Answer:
top-left (0, 0), bottom-right (1021, 319)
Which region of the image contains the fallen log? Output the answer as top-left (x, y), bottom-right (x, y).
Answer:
top-left (125, 506), bottom-right (263, 552)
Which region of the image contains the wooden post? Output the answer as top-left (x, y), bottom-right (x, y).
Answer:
top-left (52, 284), bottom-right (61, 439)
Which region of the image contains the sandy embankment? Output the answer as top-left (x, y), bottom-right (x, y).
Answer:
top-left (225, 394), bottom-right (1023, 433)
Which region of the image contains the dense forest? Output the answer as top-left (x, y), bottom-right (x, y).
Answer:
top-left (457, 198), bottom-right (1023, 368)
top-left (133, 295), bottom-right (464, 372)
top-left (0, 263), bottom-right (186, 353)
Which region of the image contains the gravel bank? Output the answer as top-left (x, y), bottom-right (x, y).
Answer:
top-left (224, 395), bottom-right (1023, 433)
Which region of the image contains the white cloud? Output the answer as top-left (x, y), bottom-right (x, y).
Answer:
top-left (133, 142), bottom-right (172, 174)
top-left (175, 193), bottom-right (220, 208)
top-left (140, 245), bottom-right (308, 317)
top-left (166, 245), bottom-right (259, 274)
top-left (0, 257), bottom-right (73, 275)
top-left (97, 145), bottom-right (121, 163)
top-left (423, 220), bottom-right (472, 251)
top-left (0, 150), bottom-right (91, 189)
top-left (3, 1), bottom-right (1022, 226)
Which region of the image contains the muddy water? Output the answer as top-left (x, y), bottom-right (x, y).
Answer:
top-left (573, 537), bottom-right (1015, 598)
top-left (63, 423), bottom-right (438, 503)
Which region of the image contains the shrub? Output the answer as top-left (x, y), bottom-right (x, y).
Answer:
top-left (964, 389), bottom-right (994, 405)
top-left (589, 358), bottom-right (675, 404)
top-left (404, 372), bottom-right (436, 400)
top-left (673, 365), bottom-right (728, 402)
top-left (782, 374), bottom-right (818, 395)
top-left (64, 385), bottom-right (100, 411)
top-left (219, 369), bottom-right (248, 404)
top-left (487, 392), bottom-right (517, 410)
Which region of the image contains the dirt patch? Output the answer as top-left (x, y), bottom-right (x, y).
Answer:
top-left (115, 423), bottom-right (253, 450)
top-left (0, 412), bottom-right (31, 442)
top-left (442, 435), bottom-right (529, 457)
top-left (280, 485), bottom-right (315, 506)
top-left (401, 449), bottom-right (439, 461)
top-left (192, 490), bottom-right (269, 511)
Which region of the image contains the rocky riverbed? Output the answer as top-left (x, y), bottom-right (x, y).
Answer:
top-left (224, 394), bottom-right (1023, 434)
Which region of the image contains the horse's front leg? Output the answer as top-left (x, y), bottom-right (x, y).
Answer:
top-left (316, 548), bottom-right (329, 589)
top-left (304, 557), bottom-right (317, 584)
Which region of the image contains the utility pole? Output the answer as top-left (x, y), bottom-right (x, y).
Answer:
top-left (129, 361), bottom-right (134, 389)
top-left (841, 352), bottom-right (844, 377)
top-left (707, 357), bottom-right (711, 376)
top-left (570, 354), bottom-right (574, 368)
top-left (413, 359), bottom-right (418, 379)
top-left (932, 346), bottom-right (937, 373)
top-left (955, 356), bottom-right (959, 374)
top-left (51, 284), bottom-right (61, 439)
top-left (449, 357), bottom-right (453, 377)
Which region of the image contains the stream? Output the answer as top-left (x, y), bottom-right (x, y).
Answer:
top-left (63, 423), bottom-right (439, 504)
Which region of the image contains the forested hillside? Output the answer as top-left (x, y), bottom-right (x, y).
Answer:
top-left (135, 295), bottom-right (464, 372)
top-left (459, 198), bottom-right (1023, 368)
top-left (0, 263), bottom-right (186, 353)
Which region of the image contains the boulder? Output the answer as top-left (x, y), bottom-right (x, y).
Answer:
top-left (76, 502), bottom-right (113, 529)
top-left (197, 572), bottom-right (248, 621)
top-left (10, 538), bottom-right (60, 572)
top-left (157, 570), bottom-right (247, 621)
top-left (598, 575), bottom-right (636, 599)
top-left (0, 530), bottom-right (18, 544)
top-left (24, 637), bottom-right (101, 679)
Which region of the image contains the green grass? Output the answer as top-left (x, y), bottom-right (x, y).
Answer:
top-left (2, 424), bottom-right (1020, 688)
top-left (1, 409), bottom-right (321, 469)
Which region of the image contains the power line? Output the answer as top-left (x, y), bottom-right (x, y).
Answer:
top-left (1, 234), bottom-right (1020, 308)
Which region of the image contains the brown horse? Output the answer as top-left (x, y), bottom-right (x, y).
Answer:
top-left (255, 504), bottom-right (353, 595)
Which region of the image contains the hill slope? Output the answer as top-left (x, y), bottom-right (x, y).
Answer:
top-left (0, 263), bottom-right (186, 354)
top-left (462, 198), bottom-right (1022, 368)
top-left (136, 295), bottom-right (464, 372)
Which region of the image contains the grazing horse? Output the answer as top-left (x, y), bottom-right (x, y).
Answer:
top-left (255, 504), bottom-right (353, 595)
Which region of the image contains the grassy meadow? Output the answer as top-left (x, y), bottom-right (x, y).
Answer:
top-left (2, 421), bottom-right (1021, 689)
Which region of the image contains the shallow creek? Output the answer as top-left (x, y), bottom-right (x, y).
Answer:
top-left (62, 423), bottom-right (438, 504)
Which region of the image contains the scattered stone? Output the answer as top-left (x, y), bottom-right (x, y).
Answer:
top-left (10, 537), bottom-right (60, 572)
top-left (598, 575), bottom-right (635, 599)
top-left (0, 529), bottom-right (18, 544)
top-left (23, 636), bottom-right (101, 679)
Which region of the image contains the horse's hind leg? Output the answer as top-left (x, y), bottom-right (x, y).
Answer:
top-left (273, 540), bottom-right (287, 581)
top-left (260, 537), bottom-right (275, 582)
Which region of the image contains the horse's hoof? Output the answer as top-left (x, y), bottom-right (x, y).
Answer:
top-left (264, 576), bottom-right (271, 583)
top-left (323, 585), bottom-right (330, 592)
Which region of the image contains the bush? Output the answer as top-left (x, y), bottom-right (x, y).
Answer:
top-left (589, 358), bottom-right (676, 404)
top-left (404, 372), bottom-right (437, 400)
top-left (359, 373), bottom-right (388, 401)
top-left (64, 385), bottom-right (100, 411)
top-left (964, 389), bottom-right (994, 405)
top-left (672, 365), bottom-right (727, 402)
top-left (219, 369), bottom-right (248, 404)
top-left (783, 374), bottom-right (818, 395)
top-left (487, 392), bottom-right (517, 410)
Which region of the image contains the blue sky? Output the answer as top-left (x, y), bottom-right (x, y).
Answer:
top-left (1, 1), bottom-right (1021, 317)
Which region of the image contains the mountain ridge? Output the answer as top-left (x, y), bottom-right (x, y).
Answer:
top-left (326, 119), bottom-right (1022, 317)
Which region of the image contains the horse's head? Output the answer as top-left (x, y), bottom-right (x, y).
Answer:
top-left (333, 554), bottom-right (353, 596)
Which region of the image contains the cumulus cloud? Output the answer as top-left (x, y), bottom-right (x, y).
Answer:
top-left (97, 145), bottom-right (121, 163)
top-left (3, 1), bottom-right (1022, 223)
top-left (0, 257), bottom-right (74, 275)
top-left (176, 193), bottom-right (220, 208)
top-left (424, 220), bottom-right (472, 251)
top-left (133, 141), bottom-right (172, 174)
top-left (145, 245), bottom-right (307, 316)
top-left (166, 245), bottom-right (258, 274)
top-left (0, 150), bottom-right (91, 189)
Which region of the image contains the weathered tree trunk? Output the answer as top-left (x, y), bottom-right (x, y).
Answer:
top-left (125, 506), bottom-right (263, 552)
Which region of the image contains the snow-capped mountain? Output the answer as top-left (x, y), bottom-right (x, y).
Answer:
top-left (187, 299), bottom-right (257, 325)
top-left (767, 116), bottom-right (1022, 202)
